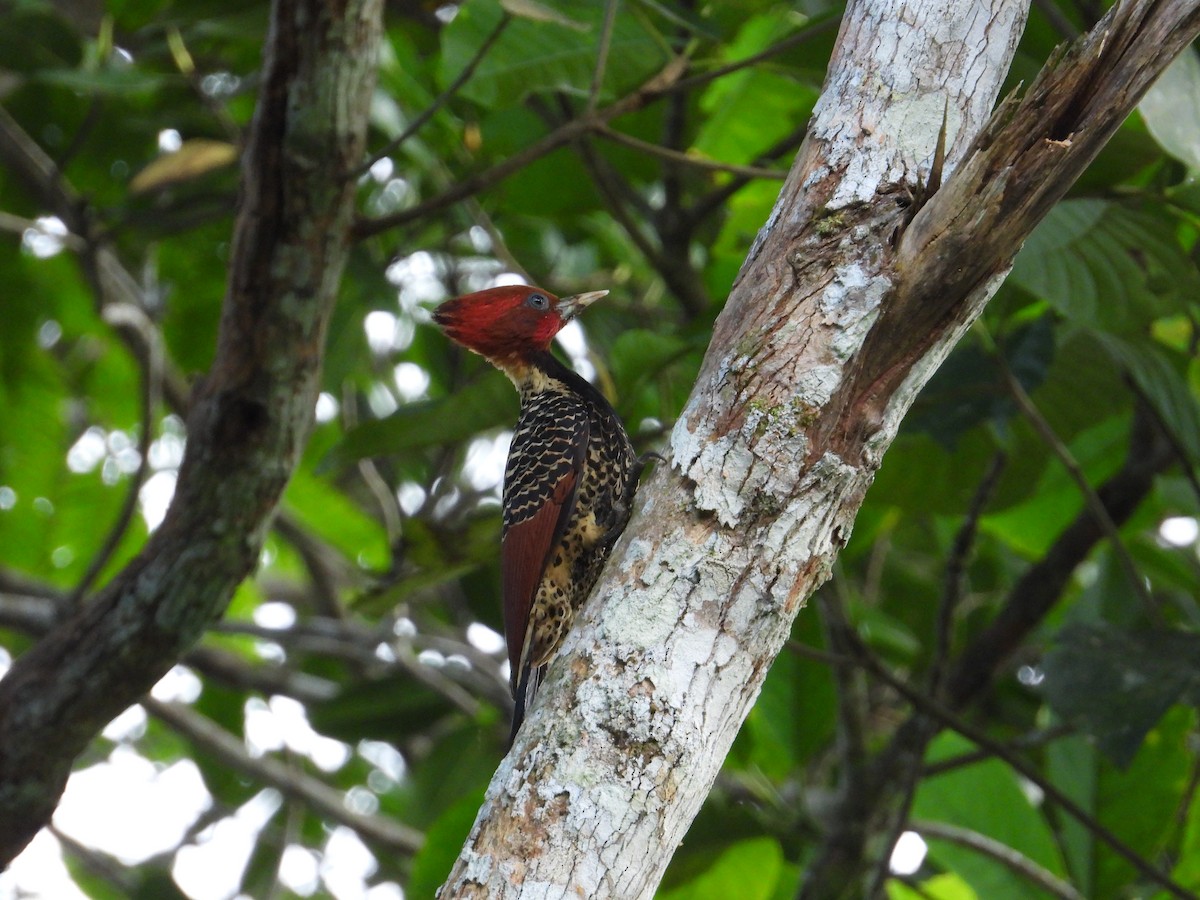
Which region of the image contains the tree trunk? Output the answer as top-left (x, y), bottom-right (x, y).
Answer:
top-left (0, 0), bottom-right (383, 864)
top-left (439, 0), bottom-right (1200, 896)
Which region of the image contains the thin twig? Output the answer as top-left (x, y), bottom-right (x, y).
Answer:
top-left (574, 134), bottom-right (711, 315)
top-left (587, 0), bottom-right (620, 114)
top-left (166, 27), bottom-right (243, 144)
top-left (68, 303), bottom-right (162, 604)
top-left (816, 591), bottom-right (870, 786)
top-left (928, 451), bottom-right (1006, 695)
top-left (341, 381), bottom-right (403, 549)
top-left (273, 513), bottom-right (348, 620)
top-left (465, 197), bottom-right (533, 282)
top-left (921, 723), bottom-right (1076, 777)
top-left (910, 819), bottom-right (1087, 900)
top-left (0, 107), bottom-right (192, 413)
top-left (145, 699), bottom-right (424, 856)
top-left (355, 17), bottom-right (836, 239)
top-left (596, 125), bottom-right (786, 179)
top-left (945, 401), bottom-right (1174, 708)
top-left (355, 19), bottom-right (844, 241)
top-left (1033, 0), bottom-right (1081, 39)
top-left (0, 587), bottom-right (341, 704)
top-left (54, 97), bottom-right (104, 172)
top-left (664, 14), bottom-right (842, 97)
top-left (996, 353), bottom-right (1159, 622)
top-left (354, 15), bottom-right (511, 178)
top-left (352, 54), bottom-right (682, 238)
top-left (265, 763), bottom-right (305, 900)
top-left (210, 615), bottom-right (494, 717)
top-left (690, 121), bottom-right (808, 221)
top-left (0, 211), bottom-right (85, 250)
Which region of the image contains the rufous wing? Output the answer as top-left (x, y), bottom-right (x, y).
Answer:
top-left (500, 401), bottom-right (589, 734)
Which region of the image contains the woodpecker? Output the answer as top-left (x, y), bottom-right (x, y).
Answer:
top-left (433, 285), bottom-right (642, 742)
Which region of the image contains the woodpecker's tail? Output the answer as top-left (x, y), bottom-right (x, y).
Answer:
top-left (509, 662), bottom-right (545, 747)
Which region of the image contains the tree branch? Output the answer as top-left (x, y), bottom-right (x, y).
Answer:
top-left (441, 1), bottom-right (1029, 895)
top-left (440, 1), bottom-right (1200, 895)
top-left (0, 0), bottom-right (383, 864)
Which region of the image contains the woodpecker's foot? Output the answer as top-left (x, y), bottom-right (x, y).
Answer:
top-left (598, 452), bottom-right (661, 550)
top-left (599, 505), bottom-right (631, 550)
top-left (637, 450), bottom-right (665, 471)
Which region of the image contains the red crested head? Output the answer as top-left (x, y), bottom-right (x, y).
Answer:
top-left (432, 285), bottom-right (608, 365)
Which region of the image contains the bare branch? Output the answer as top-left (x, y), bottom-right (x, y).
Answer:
top-left (596, 125), bottom-right (787, 180)
top-left (144, 699), bottom-right (424, 857)
top-left (929, 451), bottom-right (1007, 695)
top-left (909, 819), bottom-right (1087, 900)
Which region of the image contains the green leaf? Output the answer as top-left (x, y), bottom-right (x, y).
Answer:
top-left (694, 11), bottom-right (815, 165)
top-left (609, 329), bottom-right (689, 399)
top-left (0, 7), bottom-right (82, 73)
top-left (907, 318), bottom-right (1055, 448)
top-left (36, 65), bottom-right (172, 96)
top-left (1009, 200), bottom-right (1199, 333)
top-left (1016, 327), bottom-right (1128, 446)
top-left (1042, 623), bottom-right (1200, 767)
top-left (658, 837), bottom-right (784, 900)
top-left (981, 416), bottom-right (1129, 557)
top-left (1091, 333), bottom-right (1200, 462)
top-left (1138, 48), bottom-right (1200, 169)
top-left (500, 0), bottom-right (588, 30)
top-left (1171, 770), bottom-right (1200, 891)
top-left (887, 873), bottom-right (979, 900)
top-left (734, 614), bottom-right (835, 778)
top-left (710, 179), bottom-right (781, 296)
top-left (283, 468), bottom-right (389, 570)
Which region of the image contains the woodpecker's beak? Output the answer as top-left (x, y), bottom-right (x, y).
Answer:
top-left (556, 290), bottom-right (608, 321)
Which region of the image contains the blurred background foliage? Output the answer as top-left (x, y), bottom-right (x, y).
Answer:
top-left (0, 0), bottom-right (1198, 898)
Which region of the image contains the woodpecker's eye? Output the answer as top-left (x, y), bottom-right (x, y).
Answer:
top-left (525, 292), bottom-right (550, 311)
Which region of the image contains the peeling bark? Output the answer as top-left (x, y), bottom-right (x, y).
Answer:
top-left (440, 0), bottom-right (1200, 896)
top-left (0, 0), bottom-right (383, 864)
